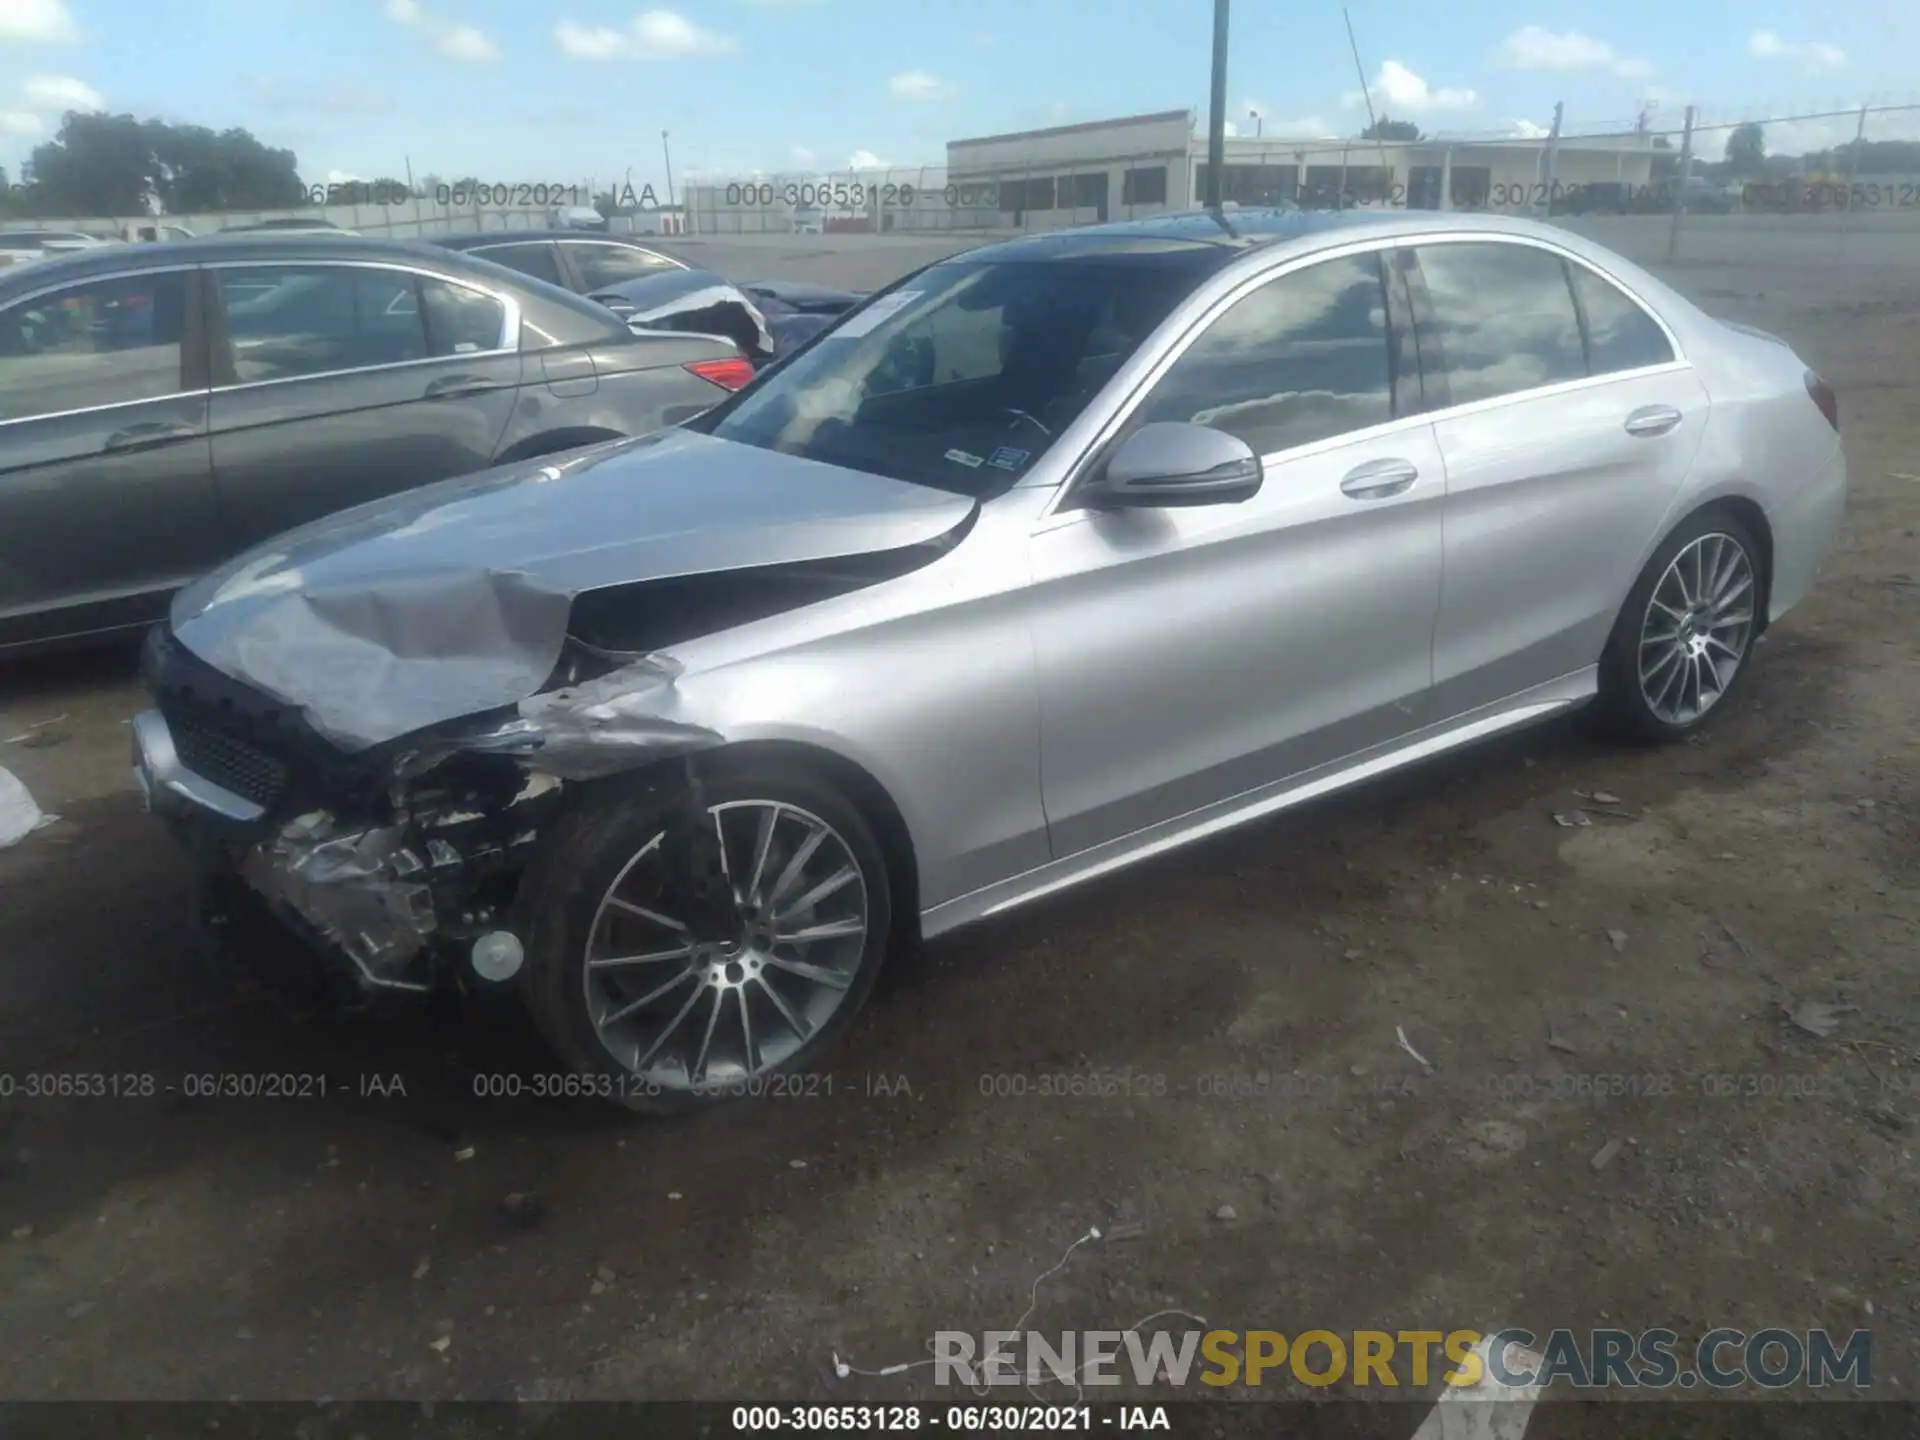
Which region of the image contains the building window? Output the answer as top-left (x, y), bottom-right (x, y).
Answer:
top-left (1063, 173), bottom-right (1107, 209)
top-left (998, 176), bottom-right (1057, 212)
top-left (1449, 166), bottom-right (1492, 209)
top-left (1193, 164), bottom-right (1299, 206)
top-left (1123, 166), bottom-right (1168, 205)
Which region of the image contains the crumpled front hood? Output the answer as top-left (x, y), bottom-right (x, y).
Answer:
top-left (170, 429), bottom-right (975, 752)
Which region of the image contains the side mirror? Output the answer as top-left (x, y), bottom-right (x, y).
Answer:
top-left (1083, 422), bottom-right (1263, 509)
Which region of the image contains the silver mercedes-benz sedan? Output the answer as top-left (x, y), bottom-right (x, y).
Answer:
top-left (132, 209), bottom-right (1847, 1110)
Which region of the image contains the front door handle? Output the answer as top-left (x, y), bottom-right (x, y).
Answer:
top-left (424, 374), bottom-right (501, 401)
top-left (1340, 457), bottom-right (1419, 499)
top-left (103, 421), bottom-right (198, 453)
top-left (1624, 405), bottom-right (1683, 438)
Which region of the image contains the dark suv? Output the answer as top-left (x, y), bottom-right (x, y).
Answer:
top-left (0, 234), bottom-right (752, 652)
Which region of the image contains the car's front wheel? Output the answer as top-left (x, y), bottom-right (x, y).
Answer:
top-left (1594, 507), bottom-right (1765, 742)
top-left (518, 758), bottom-right (892, 1113)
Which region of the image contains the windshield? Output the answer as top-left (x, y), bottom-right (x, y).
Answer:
top-left (702, 257), bottom-right (1204, 495)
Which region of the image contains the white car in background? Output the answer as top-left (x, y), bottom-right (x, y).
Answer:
top-left (0, 228), bottom-right (114, 267)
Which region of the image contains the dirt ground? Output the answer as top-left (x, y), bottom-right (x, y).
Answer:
top-left (0, 223), bottom-right (1916, 1422)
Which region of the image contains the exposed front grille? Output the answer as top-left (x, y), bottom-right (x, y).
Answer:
top-left (171, 716), bottom-right (289, 811)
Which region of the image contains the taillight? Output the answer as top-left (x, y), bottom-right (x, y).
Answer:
top-left (684, 357), bottom-right (755, 392)
top-left (1806, 371), bottom-right (1839, 431)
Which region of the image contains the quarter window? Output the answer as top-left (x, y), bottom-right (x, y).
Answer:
top-left (564, 242), bottom-right (678, 289)
top-left (420, 277), bottom-right (507, 355)
top-left (1413, 242), bottom-right (1586, 406)
top-left (0, 272), bottom-right (188, 423)
top-left (1568, 263), bottom-right (1674, 374)
top-left (219, 266), bottom-right (428, 382)
top-left (1135, 252), bottom-right (1395, 456)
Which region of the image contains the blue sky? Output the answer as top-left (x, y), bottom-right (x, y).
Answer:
top-left (1, 0), bottom-right (1913, 189)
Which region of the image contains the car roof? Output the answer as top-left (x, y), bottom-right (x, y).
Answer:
top-left (946, 207), bottom-right (1587, 266)
top-left (0, 232), bottom-right (536, 296)
top-left (432, 230), bottom-right (676, 249)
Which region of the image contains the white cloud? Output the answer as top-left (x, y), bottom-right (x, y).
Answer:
top-left (22, 74), bottom-right (101, 111)
top-left (1492, 26), bottom-right (1653, 79)
top-left (555, 11), bottom-right (735, 59)
top-left (847, 148), bottom-right (888, 169)
top-left (1502, 118), bottom-right (1552, 139)
top-left (887, 69), bottom-right (956, 101)
top-left (325, 168), bottom-right (364, 185)
top-left (0, 0), bottom-right (80, 42)
top-left (0, 111), bottom-right (44, 136)
top-left (790, 144), bottom-right (817, 166)
top-left (1343, 60), bottom-right (1479, 113)
top-left (1747, 105), bottom-right (1920, 155)
top-left (385, 0), bottom-right (499, 61)
top-left (1222, 120), bottom-right (1238, 137)
top-left (1747, 30), bottom-right (1846, 72)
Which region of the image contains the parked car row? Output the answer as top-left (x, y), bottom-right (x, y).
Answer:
top-left (112, 208), bottom-right (1844, 1114)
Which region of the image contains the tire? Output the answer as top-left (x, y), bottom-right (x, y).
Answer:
top-left (1592, 506), bottom-right (1766, 743)
top-left (517, 757), bottom-right (892, 1115)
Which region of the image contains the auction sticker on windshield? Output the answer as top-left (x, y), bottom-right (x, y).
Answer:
top-left (832, 290), bottom-right (924, 338)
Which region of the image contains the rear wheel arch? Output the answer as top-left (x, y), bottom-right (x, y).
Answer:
top-left (1666, 494), bottom-right (1775, 633)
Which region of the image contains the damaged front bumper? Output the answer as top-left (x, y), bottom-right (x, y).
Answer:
top-left (133, 618), bottom-right (729, 996)
top-left (133, 704), bottom-right (556, 992)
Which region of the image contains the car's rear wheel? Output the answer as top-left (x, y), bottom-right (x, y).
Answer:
top-left (518, 759), bottom-right (891, 1113)
top-left (1594, 507), bottom-right (1764, 742)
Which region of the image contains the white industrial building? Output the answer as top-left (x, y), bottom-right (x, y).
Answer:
top-left (677, 107), bottom-right (1662, 236)
top-left (945, 109), bottom-right (1662, 228)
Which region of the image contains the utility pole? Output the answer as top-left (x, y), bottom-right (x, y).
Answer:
top-left (1537, 100), bottom-right (1565, 217)
top-left (1666, 104), bottom-right (1696, 263)
top-left (662, 130), bottom-right (677, 209)
top-left (1205, 0), bottom-right (1228, 210)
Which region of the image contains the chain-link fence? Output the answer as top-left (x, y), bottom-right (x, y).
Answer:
top-left (19, 99), bottom-right (1920, 258)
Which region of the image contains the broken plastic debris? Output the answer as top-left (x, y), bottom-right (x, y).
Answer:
top-left (1786, 1000), bottom-right (1858, 1039)
top-left (1607, 928), bottom-right (1630, 952)
top-left (1395, 1025), bottom-right (1435, 1073)
top-left (1590, 1138), bottom-right (1624, 1171)
top-left (5, 715), bottom-right (70, 747)
top-left (429, 1335), bottom-right (451, 1354)
top-left (0, 766), bottom-right (57, 849)
top-left (454, 1146), bottom-right (476, 1162)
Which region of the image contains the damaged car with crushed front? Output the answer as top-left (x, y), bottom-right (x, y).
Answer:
top-left (132, 212), bottom-right (1848, 1110)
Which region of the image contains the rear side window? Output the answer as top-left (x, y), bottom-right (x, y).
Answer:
top-left (1414, 242), bottom-right (1586, 406)
top-left (472, 242), bottom-right (564, 288)
top-left (1135, 251), bottom-right (1394, 455)
top-left (1568, 263), bottom-right (1674, 374)
top-left (565, 242), bottom-right (677, 289)
top-left (0, 272), bottom-right (188, 422)
top-left (219, 266), bottom-right (428, 382)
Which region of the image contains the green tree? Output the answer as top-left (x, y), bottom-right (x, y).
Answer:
top-left (1360, 115), bottom-right (1422, 141)
top-left (23, 112), bottom-right (302, 215)
top-left (1725, 122), bottom-right (1767, 175)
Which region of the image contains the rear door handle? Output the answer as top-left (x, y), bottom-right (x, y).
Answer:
top-left (1624, 405), bottom-right (1684, 438)
top-left (103, 421), bottom-right (198, 453)
top-left (1340, 458), bottom-right (1419, 499)
top-left (424, 374), bottom-right (502, 401)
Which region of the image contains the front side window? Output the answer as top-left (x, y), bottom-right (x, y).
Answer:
top-left (219, 266), bottom-right (428, 382)
top-left (1568, 263), bottom-right (1674, 374)
top-left (1414, 242), bottom-right (1586, 406)
top-left (0, 271), bottom-right (188, 423)
top-left (565, 243), bottom-right (678, 289)
top-left (1134, 252), bottom-right (1394, 456)
top-left (701, 255), bottom-right (1212, 494)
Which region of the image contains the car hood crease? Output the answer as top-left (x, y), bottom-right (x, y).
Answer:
top-left (169, 429), bottom-right (976, 752)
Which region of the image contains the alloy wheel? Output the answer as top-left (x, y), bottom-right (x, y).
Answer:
top-left (1638, 531), bottom-right (1756, 727)
top-left (581, 800), bottom-right (870, 1091)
